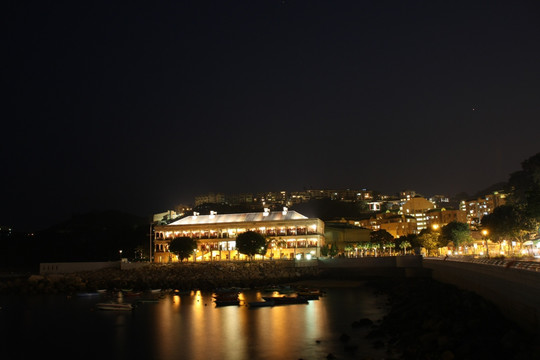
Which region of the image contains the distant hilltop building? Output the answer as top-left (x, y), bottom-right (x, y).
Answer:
top-left (153, 205), bottom-right (192, 224)
top-left (153, 209), bottom-right (325, 263)
top-left (461, 191), bottom-right (507, 227)
top-left (355, 212), bottom-right (418, 238)
top-left (194, 189), bottom-right (376, 208)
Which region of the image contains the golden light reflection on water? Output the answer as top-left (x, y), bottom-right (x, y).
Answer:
top-left (2, 287), bottom-right (385, 360)
top-left (147, 288), bottom-right (373, 360)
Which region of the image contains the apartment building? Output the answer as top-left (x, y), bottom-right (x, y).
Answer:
top-left (460, 191), bottom-right (507, 227)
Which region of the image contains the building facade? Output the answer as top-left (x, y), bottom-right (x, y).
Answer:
top-left (426, 208), bottom-right (467, 229)
top-left (324, 223), bottom-right (371, 255)
top-left (153, 209), bottom-right (325, 263)
top-left (460, 191), bottom-right (507, 227)
top-left (401, 197), bottom-right (436, 232)
top-left (355, 212), bottom-right (417, 238)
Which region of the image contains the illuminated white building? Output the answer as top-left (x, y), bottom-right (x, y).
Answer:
top-left (153, 209), bottom-right (325, 263)
top-left (401, 197), bottom-right (436, 232)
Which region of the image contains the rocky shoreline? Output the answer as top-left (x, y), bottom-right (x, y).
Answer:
top-left (361, 277), bottom-right (539, 359)
top-left (0, 261), bottom-right (321, 294)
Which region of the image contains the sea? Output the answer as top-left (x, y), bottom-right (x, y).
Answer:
top-left (0, 281), bottom-right (389, 360)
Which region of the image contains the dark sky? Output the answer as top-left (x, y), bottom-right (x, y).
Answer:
top-left (3, 1), bottom-right (540, 231)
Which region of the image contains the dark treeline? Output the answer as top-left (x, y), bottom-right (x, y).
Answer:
top-left (1, 211), bottom-right (149, 272)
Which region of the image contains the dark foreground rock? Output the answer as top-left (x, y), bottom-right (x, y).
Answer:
top-left (366, 277), bottom-right (539, 359)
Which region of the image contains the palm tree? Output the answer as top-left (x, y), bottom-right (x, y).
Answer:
top-left (385, 241), bottom-right (396, 256)
top-left (371, 242), bottom-right (381, 257)
top-left (399, 240), bottom-right (411, 255)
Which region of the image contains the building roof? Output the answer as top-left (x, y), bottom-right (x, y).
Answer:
top-left (167, 210), bottom-right (309, 226)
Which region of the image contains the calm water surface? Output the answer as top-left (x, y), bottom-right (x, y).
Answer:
top-left (0, 283), bottom-right (388, 360)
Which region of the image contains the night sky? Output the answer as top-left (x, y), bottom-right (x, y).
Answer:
top-left (3, 1), bottom-right (540, 231)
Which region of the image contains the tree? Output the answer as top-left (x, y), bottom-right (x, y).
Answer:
top-left (344, 244), bottom-right (355, 257)
top-left (398, 240), bottom-right (411, 255)
top-left (169, 237), bottom-right (197, 262)
top-left (440, 221), bottom-right (472, 250)
top-left (507, 152), bottom-right (540, 232)
top-left (481, 205), bottom-right (536, 250)
top-left (370, 230), bottom-right (394, 256)
top-left (417, 229), bottom-right (441, 256)
top-left (236, 231), bottom-right (267, 259)
top-left (320, 242), bottom-right (338, 257)
top-left (370, 229), bottom-right (394, 245)
top-left (507, 152), bottom-right (540, 206)
top-left (370, 242), bottom-right (381, 257)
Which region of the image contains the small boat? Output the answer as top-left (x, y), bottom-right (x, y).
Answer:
top-left (96, 303), bottom-right (133, 311)
top-left (150, 289), bottom-right (162, 293)
top-left (248, 300), bottom-right (275, 308)
top-left (213, 292), bottom-right (239, 301)
top-left (173, 289), bottom-right (192, 295)
top-left (278, 286), bottom-right (296, 294)
top-left (76, 292), bottom-right (101, 297)
top-left (214, 299), bottom-right (240, 307)
top-left (123, 291), bottom-right (142, 297)
top-left (296, 292), bottom-right (320, 300)
top-left (263, 286), bottom-right (281, 292)
top-left (296, 288), bottom-right (324, 296)
top-left (136, 299), bottom-right (160, 304)
top-left (262, 296), bottom-right (308, 305)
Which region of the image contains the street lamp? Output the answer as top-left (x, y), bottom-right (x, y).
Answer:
top-left (149, 222), bottom-right (153, 263)
top-left (482, 229), bottom-right (489, 258)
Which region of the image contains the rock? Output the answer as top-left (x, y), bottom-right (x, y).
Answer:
top-left (501, 329), bottom-right (520, 350)
top-left (344, 342), bottom-right (358, 352)
top-left (352, 318), bottom-right (373, 327)
top-left (440, 350), bottom-right (455, 360)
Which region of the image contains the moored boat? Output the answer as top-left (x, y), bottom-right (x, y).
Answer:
top-left (248, 300), bottom-right (275, 308)
top-left (213, 291), bottom-right (240, 306)
top-left (296, 292), bottom-right (320, 300)
top-left (96, 303), bottom-right (133, 311)
top-left (214, 299), bottom-right (240, 307)
top-left (262, 296), bottom-right (308, 305)
top-left (76, 292), bottom-right (101, 297)
top-left (136, 299), bottom-right (160, 304)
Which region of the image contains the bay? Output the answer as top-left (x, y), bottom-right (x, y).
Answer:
top-left (0, 281), bottom-right (388, 360)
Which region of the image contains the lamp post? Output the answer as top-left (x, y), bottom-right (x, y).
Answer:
top-left (432, 224), bottom-right (440, 256)
top-left (149, 222), bottom-right (153, 263)
top-left (482, 229), bottom-right (489, 258)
